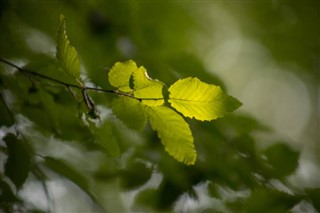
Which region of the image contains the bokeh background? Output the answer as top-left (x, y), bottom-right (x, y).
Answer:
top-left (0, 1), bottom-right (319, 212)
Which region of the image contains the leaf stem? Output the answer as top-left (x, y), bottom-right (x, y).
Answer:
top-left (0, 57), bottom-right (143, 100)
top-left (0, 58), bottom-right (161, 101)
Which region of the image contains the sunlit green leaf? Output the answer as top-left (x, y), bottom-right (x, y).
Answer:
top-left (132, 65), bottom-right (164, 106)
top-left (108, 60), bottom-right (137, 92)
top-left (146, 106), bottom-right (196, 165)
top-left (168, 77), bottom-right (242, 121)
top-left (112, 96), bottom-right (147, 130)
top-left (56, 14), bottom-right (81, 80)
top-left (4, 133), bottom-right (31, 189)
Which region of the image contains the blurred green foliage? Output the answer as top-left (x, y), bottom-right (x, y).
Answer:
top-left (0, 1), bottom-right (319, 213)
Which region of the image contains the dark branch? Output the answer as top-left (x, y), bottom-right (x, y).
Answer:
top-left (0, 58), bottom-right (164, 101)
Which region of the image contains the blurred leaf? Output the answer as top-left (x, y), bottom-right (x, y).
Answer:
top-left (208, 182), bottom-right (220, 198)
top-left (0, 92), bottom-right (14, 127)
top-left (217, 114), bottom-right (271, 134)
top-left (44, 156), bottom-right (97, 201)
top-left (263, 143), bottom-right (300, 178)
top-left (0, 178), bottom-right (21, 213)
top-left (146, 105), bottom-right (196, 165)
top-left (4, 133), bottom-right (31, 189)
top-left (56, 14), bottom-right (81, 81)
top-left (232, 135), bottom-right (256, 156)
top-left (132, 65), bottom-right (164, 106)
top-left (306, 188), bottom-right (320, 212)
top-left (168, 77), bottom-right (242, 121)
top-left (0, 178), bottom-right (19, 203)
top-left (112, 96), bottom-right (147, 130)
top-left (133, 188), bottom-right (158, 212)
top-left (157, 178), bottom-right (196, 210)
top-left (244, 188), bottom-right (299, 213)
top-left (119, 161), bottom-right (152, 190)
top-left (108, 60), bottom-right (137, 92)
top-left (93, 121), bottom-right (120, 157)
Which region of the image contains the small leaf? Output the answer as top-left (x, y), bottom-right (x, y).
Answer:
top-left (0, 94), bottom-right (14, 127)
top-left (146, 106), bottom-right (196, 165)
top-left (244, 187), bottom-right (299, 212)
top-left (168, 77), bottom-right (242, 121)
top-left (4, 133), bottom-right (31, 189)
top-left (108, 60), bottom-right (138, 92)
top-left (112, 96), bottom-right (147, 130)
top-left (119, 161), bottom-right (152, 190)
top-left (132, 66), bottom-right (164, 106)
top-left (56, 14), bottom-right (81, 80)
top-left (93, 121), bottom-right (120, 157)
top-left (263, 143), bottom-right (300, 178)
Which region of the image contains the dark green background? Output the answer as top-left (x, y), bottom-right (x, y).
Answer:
top-left (0, 1), bottom-right (319, 212)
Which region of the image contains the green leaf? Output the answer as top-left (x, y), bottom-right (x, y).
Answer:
top-left (168, 77), bottom-right (242, 121)
top-left (133, 188), bottom-right (159, 212)
top-left (0, 178), bottom-right (21, 213)
top-left (132, 66), bottom-right (164, 106)
top-left (146, 106), bottom-right (196, 165)
top-left (263, 143), bottom-right (300, 178)
top-left (306, 188), bottom-right (320, 211)
top-left (0, 93), bottom-right (14, 127)
top-left (93, 121), bottom-right (120, 157)
top-left (108, 60), bottom-right (138, 92)
top-left (112, 96), bottom-right (147, 130)
top-left (56, 14), bottom-right (81, 80)
top-left (108, 60), bottom-right (165, 106)
top-left (244, 188), bottom-right (299, 213)
top-left (4, 133), bottom-right (31, 189)
top-left (119, 161), bottom-right (152, 190)
top-left (44, 156), bottom-right (96, 200)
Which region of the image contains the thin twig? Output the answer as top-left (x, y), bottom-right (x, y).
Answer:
top-left (0, 57), bottom-right (83, 89)
top-left (0, 57), bottom-right (165, 101)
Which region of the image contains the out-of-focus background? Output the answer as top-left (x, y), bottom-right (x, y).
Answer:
top-left (0, 1), bottom-right (319, 212)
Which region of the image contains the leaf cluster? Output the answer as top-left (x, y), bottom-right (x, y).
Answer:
top-left (1, 10), bottom-right (318, 213)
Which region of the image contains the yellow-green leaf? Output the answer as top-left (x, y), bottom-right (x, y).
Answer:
top-left (146, 106), bottom-right (196, 165)
top-left (112, 96), bottom-right (147, 130)
top-left (168, 77), bottom-right (242, 121)
top-left (132, 66), bottom-right (164, 106)
top-left (108, 60), bottom-right (138, 92)
top-left (56, 15), bottom-right (81, 80)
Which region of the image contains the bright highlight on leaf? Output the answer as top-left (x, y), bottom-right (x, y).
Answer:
top-left (132, 66), bottom-right (164, 106)
top-left (108, 60), bottom-right (138, 92)
top-left (168, 77), bottom-right (242, 121)
top-left (56, 15), bottom-right (81, 80)
top-left (108, 60), bottom-right (241, 165)
top-left (108, 60), bottom-right (164, 106)
top-left (146, 106), bottom-right (196, 165)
